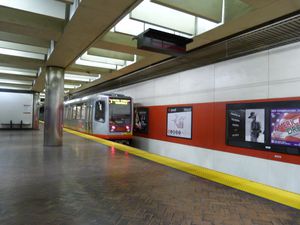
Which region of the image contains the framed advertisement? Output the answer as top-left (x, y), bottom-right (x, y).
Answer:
top-left (270, 108), bottom-right (300, 147)
top-left (167, 106), bottom-right (192, 139)
top-left (226, 100), bottom-right (300, 155)
top-left (134, 107), bottom-right (149, 134)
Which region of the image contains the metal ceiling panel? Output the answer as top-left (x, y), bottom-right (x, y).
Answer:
top-left (151, 0), bottom-right (223, 23)
top-left (71, 12), bottom-right (300, 98)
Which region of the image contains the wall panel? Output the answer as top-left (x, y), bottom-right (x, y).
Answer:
top-left (112, 41), bottom-right (300, 193)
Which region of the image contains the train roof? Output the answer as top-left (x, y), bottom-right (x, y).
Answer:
top-left (64, 92), bottom-right (131, 105)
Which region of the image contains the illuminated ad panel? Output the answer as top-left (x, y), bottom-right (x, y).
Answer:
top-left (226, 100), bottom-right (300, 155)
top-left (134, 107), bottom-right (149, 134)
top-left (227, 108), bottom-right (265, 144)
top-left (271, 109), bottom-right (300, 147)
top-left (227, 109), bottom-right (245, 141)
top-left (245, 109), bottom-right (265, 144)
top-left (167, 106), bottom-right (192, 139)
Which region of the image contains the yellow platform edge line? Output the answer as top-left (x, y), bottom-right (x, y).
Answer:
top-left (63, 127), bottom-right (300, 210)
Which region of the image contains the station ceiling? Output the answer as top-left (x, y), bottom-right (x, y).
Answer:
top-left (0, 0), bottom-right (300, 98)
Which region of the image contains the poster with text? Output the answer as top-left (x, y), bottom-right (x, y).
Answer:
top-left (270, 108), bottom-right (300, 147)
top-left (227, 109), bottom-right (245, 141)
top-left (245, 109), bottom-right (265, 143)
top-left (167, 107), bottom-right (192, 139)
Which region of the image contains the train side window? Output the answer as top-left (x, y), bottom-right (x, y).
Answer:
top-left (95, 101), bottom-right (105, 122)
top-left (64, 107), bottom-right (67, 119)
top-left (68, 107), bottom-right (72, 119)
top-left (72, 105), bottom-right (77, 119)
top-left (76, 105), bottom-right (81, 119)
top-left (81, 104), bottom-right (86, 120)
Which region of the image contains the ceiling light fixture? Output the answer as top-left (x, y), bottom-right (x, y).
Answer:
top-left (0, 66), bottom-right (37, 77)
top-left (75, 58), bottom-right (117, 70)
top-left (0, 79), bottom-right (33, 85)
top-left (81, 52), bottom-right (127, 66)
top-left (0, 40), bottom-right (48, 54)
top-left (0, 47), bottom-right (45, 60)
top-left (64, 73), bottom-right (101, 82)
top-left (64, 84), bottom-right (81, 89)
top-left (0, 85), bottom-right (31, 90)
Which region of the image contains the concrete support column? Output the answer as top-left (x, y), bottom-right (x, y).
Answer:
top-left (32, 92), bottom-right (40, 130)
top-left (44, 66), bottom-right (64, 146)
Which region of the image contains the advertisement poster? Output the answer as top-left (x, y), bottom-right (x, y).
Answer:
top-left (167, 107), bottom-right (192, 139)
top-left (270, 108), bottom-right (300, 147)
top-left (245, 109), bottom-right (265, 143)
top-left (227, 109), bottom-right (245, 141)
top-left (134, 107), bottom-right (149, 134)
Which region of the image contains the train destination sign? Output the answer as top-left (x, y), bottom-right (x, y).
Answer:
top-left (109, 99), bottom-right (131, 105)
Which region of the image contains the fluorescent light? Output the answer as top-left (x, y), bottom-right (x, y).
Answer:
top-left (0, 40), bottom-right (48, 54)
top-left (196, 17), bottom-right (219, 35)
top-left (0, 47), bottom-right (45, 60)
top-left (75, 58), bottom-right (117, 70)
top-left (0, 79), bottom-right (32, 85)
top-left (64, 84), bottom-right (81, 89)
top-left (114, 14), bottom-right (144, 36)
top-left (0, 66), bottom-right (37, 77)
top-left (65, 73), bottom-right (101, 82)
top-left (116, 54), bottom-right (137, 70)
top-left (65, 98), bottom-right (81, 104)
top-left (0, 85), bottom-right (31, 90)
top-left (130, 0), bottom-right (195, 35)
top-left (111, 0), bottom-right (224, 38)
top-left (39, 93), bottom-right (45, 99)
top-left (81, 52), bottom-right (126, 66)
top-left (145, 23), bottom-right (175, 34)
top-left (0, 0), bottom-right (66, 19)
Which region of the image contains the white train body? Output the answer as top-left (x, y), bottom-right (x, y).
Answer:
top-left (64, 93), bottom-right (133, 142)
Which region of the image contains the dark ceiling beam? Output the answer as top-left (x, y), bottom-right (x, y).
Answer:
top-left (70, 11), bottom-right (300, 98)
top-left (67, 64), bottom-right (113, 74)
top-left (0, 6), bottom-right (64, 41)
top-left (0, 73), bottom-right (36, 81)
top-left (33, 0), bottom-right (142, 92)
top-left (45, 0), bottom-right (142, 67)
top-left (0, 62), bottom-right (39, 71)
top-left (0, 54), bottom-right (44, 69)
top-left (0, 31), bottom-right (49, 48)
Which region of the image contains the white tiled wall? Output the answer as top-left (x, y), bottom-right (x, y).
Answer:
top-left (113, 42), bottom-right (300, 194)
top-left (269, 42), bottom-right (300, 98)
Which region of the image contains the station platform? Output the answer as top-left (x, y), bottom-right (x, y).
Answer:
top-left (0, 127), bottom-right (299, 225)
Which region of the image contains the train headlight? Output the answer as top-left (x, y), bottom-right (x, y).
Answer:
top-left (111, 125), bottom-right (116, 131)
top-left (126, 125), bottom-right (130, 132)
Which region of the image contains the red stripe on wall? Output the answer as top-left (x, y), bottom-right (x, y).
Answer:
top-left (134, 97), bottom-right (300, 165)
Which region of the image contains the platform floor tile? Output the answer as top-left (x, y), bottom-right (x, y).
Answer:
top-left (0, 129), bottom-right (299, 225)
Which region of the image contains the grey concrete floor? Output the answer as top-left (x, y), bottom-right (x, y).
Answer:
top-left (0, 127), bottom-right (299, 225)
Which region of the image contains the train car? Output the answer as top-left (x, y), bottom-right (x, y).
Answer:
top-left (64, 93), bottom-right (133, 144)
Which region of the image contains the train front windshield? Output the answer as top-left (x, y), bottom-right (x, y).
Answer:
top-left (109, 98), bottom-right (132, 132)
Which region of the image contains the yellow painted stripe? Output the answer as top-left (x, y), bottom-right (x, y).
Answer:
top-left (63, 127), bottom-right (300, 209)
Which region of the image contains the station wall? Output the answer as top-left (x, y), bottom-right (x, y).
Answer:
top-left (0, 92), bottom-right (33, 128)
top-left (112, 41), bottom-right (300, 194)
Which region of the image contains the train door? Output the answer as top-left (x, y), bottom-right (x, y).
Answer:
top-left (86, 104), bottom-right (93, 133)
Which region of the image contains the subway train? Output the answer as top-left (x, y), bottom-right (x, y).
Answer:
top-left (64, 93), bottom-right (133, 144)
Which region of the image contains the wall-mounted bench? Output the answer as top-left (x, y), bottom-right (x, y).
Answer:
top-left (1, 120), bottom-right (31, 129)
